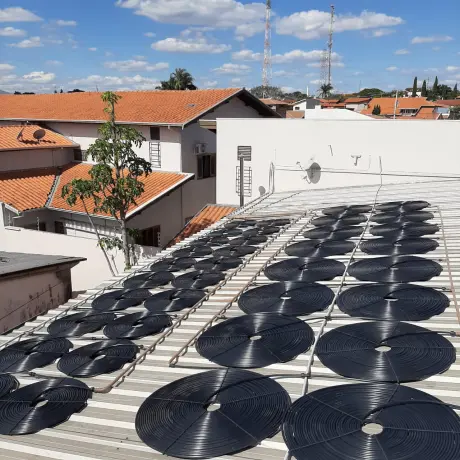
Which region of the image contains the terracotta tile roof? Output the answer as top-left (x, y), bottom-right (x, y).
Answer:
top-left (0, 167), bottom-right (57, 212)
top-left (436, 100), bottom-right (460, 107)
top-left (286, 110), bottom-right (305, 119)
top-left (170, 204), bottom-right (237, 246)
top-left (415, 107), bottom-right (441, 120)
top-left (344, 97), bottom-right (372, 104)
top-left (0, 162), bottom-right (192, 217)
top-left (260, 98), bottom-right (292, 106)
top-left (50, 162), bottom-right (192, 218)
top-left (0, 125), bottom-right (77, 152)
top-left (0, 89), bottom-right (249, 126)
top-left (361, 97), bottom-right (439, 116)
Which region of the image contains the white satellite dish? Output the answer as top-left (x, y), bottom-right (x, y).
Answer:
top-left (306, 162), bottom-right (322, 184)
top-left (33, 129), bottom-right (46, 142)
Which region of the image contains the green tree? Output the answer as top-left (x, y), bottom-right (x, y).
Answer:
top-left (319, 83), bottom-right (334, 98)
top-left (157, 68), bottom-right (197, 90)
top-left (61, 92), bottom-right (152, 269)
top-left (358, 88), bottom-right (385, 98)
top-left (421, 80), bottom-right (427, 97)
top-left (412, 77), bottom-right (418, 97)
top-left (372, 104), bottom-right (381, 115)
top-left (453, 83), bottom-right (458, 98)
top-left (250, 85), bottom-right (284, 99)
top-left (449, 106), bottom-right (460, 120)
top-left (430, 76), bottom-right (439, 100)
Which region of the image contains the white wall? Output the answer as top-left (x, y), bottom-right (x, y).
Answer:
top-left (47, 122), bottom-right (182, 171)
top-left (216, 118), bottom-right (460, 205)
top-left (0, 148), bottom-right (74, 172)
top-left (180, 96), bottom-right (262, 217)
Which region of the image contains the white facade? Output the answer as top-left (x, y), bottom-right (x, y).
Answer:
top-left (345, 102), bottom-right (369, 112)
top-left (292, 99), bottom-right (321, 111)
top-left (303, 107), bottom-right (374, 120)
top-left (216, 118), bottom-right (460, 205)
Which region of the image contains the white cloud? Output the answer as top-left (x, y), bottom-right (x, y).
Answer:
top-left (8, 36), bottom-right (43, 48)
top-left (144, 32), bottom-right (156, 37)
top-left (69, 74), bottom-right (160, 90)
top-left (386, 66), bottom-right (398, 71)
top-left (23, 71), bottom-right (56, 83)
top-left (0, 7), bottom-right (42, 22)
top-left (88, 47), bottom-right (98, 51)
top-left (0, 63), bottom-right (15, 72)
top-left (104, 60), bottom-right (169, 71)
top-left (281, 86), bottom-right (299, 93)
top-left (152, 37), bottom-right (231, 53)
top-left (272, 49), bottom-right (341, 64)
top-left (117, 0), bottom-right (265, 39)
top-left (395, 48), bottom-right (410, 55)
top-left (46, 60), bottom-right (62, 66)
top-left (277, 10), bottom-right (404, 40)
top-left (231, 77), bottom-right (242, 84)
top-left (308, 61), bottom-right (345, 68)
top-left (105, 51), bottom-right (114, 57)
top-left (0, 26), bottom-right (26, 37)
top-left (447, 66), bottom-right (460, 72)
top-left (56, 20), bottom-right (77, 27)
top-left (372, 28), bottom-right (395, 37)
top-left (202, 80), bottom-right (218, 88)
top-left (352, 71), bottom-right (364, 76)
top-left (424, 67), bottom-right (439, 73)
top-left (273, 70), bottom-right (298, 77)
top-left (232, 49), bottom-right (263, 61)
top-left (310, 79), bottom-right (323, 85)
top-left (411, 35), bottom-right (453, 44)
top-left (46, 38), bottom-right (64, 45)
top-left (212, 63), bottom-right (251, 75)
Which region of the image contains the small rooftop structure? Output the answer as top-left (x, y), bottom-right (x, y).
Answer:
top-left (0, 125), bottom-right (78, 152)
top-left (361, 97), bottom-right (441, 117)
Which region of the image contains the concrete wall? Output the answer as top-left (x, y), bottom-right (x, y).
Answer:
top-left (0, 148), bottom-right (75, 172)
top-left (216, 118), bottom-right (460, 205)
top-left (0, 266), bottom-right (72, 334)
top-left (46, 122), bottom-right (182, 170)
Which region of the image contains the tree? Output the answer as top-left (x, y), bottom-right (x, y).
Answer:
top-left (319, 83), bottom-right (334, 98)
top-left (61, 92), bottom-right (152, 269)
top-left (68, 88), bottom-right (85, 93)
top-left (453, 84), bottom-right (458, 99)
top-left (421, 80), bottom-right (427, 97)
top-left (412, 77), bottom-right (418, 97)
top-left (358, 88), bottom-right (385, 98)
top-left (449, 106), bottom-right (460, 120)
top-left (430, 76), bottom-right (439, 100)
top-left (250, 85), bottom-right (284, 99)
top-left (372, 104), bottom-right (381, 115)
top-left (60, 88), bottom-right (64, 94)
top-left (157, 68), bottom-right (197, 90)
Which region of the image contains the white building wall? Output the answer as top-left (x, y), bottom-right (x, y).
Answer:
top-left (0, 148), bottom-right (75, 172)
top-left (46, 122), bottom-right (182, 171)
top-left (216, 118), bottom-right (460, 205)
top-left (180, 97), bottom-right (262, 218)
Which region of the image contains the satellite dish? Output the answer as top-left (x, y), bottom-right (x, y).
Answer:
top-left (306, 162), bottom-right (322, 184)
top-left (33, 129), bottom-right (46, 142)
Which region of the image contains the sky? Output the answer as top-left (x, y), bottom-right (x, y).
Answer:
top-left (0, 0), bottom-right (459, 94)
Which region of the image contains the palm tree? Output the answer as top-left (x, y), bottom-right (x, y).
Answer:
top-left (157, 68), bottom-right (197, 90)
top-left (319, 83), bottom-right (333, 99)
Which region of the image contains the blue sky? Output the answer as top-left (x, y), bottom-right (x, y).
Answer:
top-left (1, 1), bottom-right (459, 94)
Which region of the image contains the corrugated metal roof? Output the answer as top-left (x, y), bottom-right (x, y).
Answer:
top-left (1, 178), bottom-right (459, 460)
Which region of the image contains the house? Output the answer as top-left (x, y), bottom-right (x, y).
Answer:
top-left (287, 106), bottom-right (373, 121)
top-left (260, 98), bottom-right (293, 117)
top-left (344, 97), bottom-right (372, 112)
top-left (0, 89), bottom-right (279, 224)
top-left (0, 250), bottom-right (84, 333)
top-left (361, 97), bottom-right (444, 118)
top-left (436, 99), bottom-right (460, 118)
top-left (291, 98), bottom-right (322, 111)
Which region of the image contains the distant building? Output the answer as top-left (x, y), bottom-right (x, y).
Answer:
top-left (291, 98), bottom-right (322, 111)
top-left (344, 97), bottom-right (372, 112)
top-left (260, 98), bottom-right (293, 117)
top-left (361, 97), bottom-right (444, 119)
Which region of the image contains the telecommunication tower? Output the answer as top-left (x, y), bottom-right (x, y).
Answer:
top-left (262, 0), bottom-right (272, 96)
top-left (320, 5), bottom-right (335, 87)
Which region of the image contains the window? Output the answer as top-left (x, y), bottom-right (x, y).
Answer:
top-left (24, 222), bottom-right (46, 232)
top-left (149, 142), bottom-right (161, 168)
top-left (150, 127), bottom-right (160, 141)
top-left (54, 221), bottom-right (66, 234)
top-left (74, 149), bottom-right (83, 161)
top-left (197, 154), bottom-right (216, 179)
top-left (400, 108), bottom-right (418, 116)
top-left (295, 107), bottom-right (300, 111)
top-left (136, 225), bottom-right (161, 247)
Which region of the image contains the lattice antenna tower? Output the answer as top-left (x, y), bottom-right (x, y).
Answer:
top-left (320, 5), bottom-right (335, 88)
top-left (262, 0), bottom-right (272, 97)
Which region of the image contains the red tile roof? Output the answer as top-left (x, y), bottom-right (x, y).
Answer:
top-left (51, 163), bottom-right (192, 218)
top-left (286, 111), bottom-right (305, 119)
top-left (0, 89), bottom-right (252, 126)
top-left (361, 97), bottom-right (439, 116)
top-left (344, 97), bottom-right (372, 104)
top-left (0, 162), bottom-right (192, 217)
top-left (436, 100), bottom-right (460, 107)
top-left (0, 167), bottom-right (57, 211)
top-left (170, 204), bottom-right (237, 246)
top-left (0, 125), bottom-right (77, 151)
top-left (260, 98), bottom-right (292, 106)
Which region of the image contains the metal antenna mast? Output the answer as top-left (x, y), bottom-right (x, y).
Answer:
top-left (327, 4), bottom-right (335, 86)
top-left (262, 0), bottom-right (272, 96)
